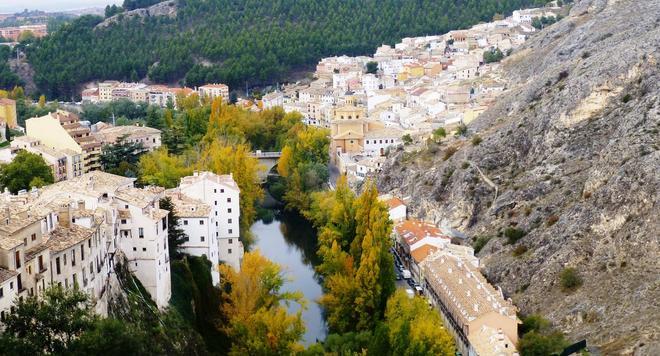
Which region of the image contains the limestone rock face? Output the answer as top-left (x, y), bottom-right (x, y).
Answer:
top-left (378, 0), bottom-right (659, 354)
top-left (96, 1), bottom-right (178, 29)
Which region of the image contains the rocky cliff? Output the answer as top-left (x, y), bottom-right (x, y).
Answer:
top-left (378, 0), bottom-right (659, 354)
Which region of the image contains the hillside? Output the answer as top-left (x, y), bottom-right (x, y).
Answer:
top-left (377, 0), bottom-right (659, 354)
top-left (25, 0), bottom-right (547, 99)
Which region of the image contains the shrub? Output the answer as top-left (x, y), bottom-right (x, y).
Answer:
top-left (471, 135), bottom-right (482, 146)
top-left (472, 236), bottom-right (492, 254)
top-left (519, 331), bottom-right (569, 356)
top-left (546, 215), bottom-right (559, 226)
top-left (504, 227), bottom-right (526, 244)
top-left (512, 245), bottom-right (528, 257)
top-left (557, 70), bottom-right (569, 82)
top-left (443, 146), bottom-right (458, 161)
top-left (559, 267), bottom-right (583, 292)
top-left (461, 161), bottom-right (469, 169)
top-left (402, 134), bottom-right (413, 145)
top-left (455, 124), bottom-right (468, 137)
top-left (622, 94), bottom-right (632, 103)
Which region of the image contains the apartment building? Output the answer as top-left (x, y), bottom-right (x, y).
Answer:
top-left (198, 84), bottom-right (229, 103)
top-left (10, 136), bottom-right (84, 181)
top-left (178, 171), bottom-right (242, 271)
top-left (164, 190), bottom-right (220, 285)
top-left (0, 171), bottom-right (174, 320)
top-left (25, 110), bottom-right (102, 173)
top-left (420, 250), bottom-right (519, 356)
top-left (93, 123), bottom-right (162, 152)
top-left (115, 187), bottom-right (171, 308)
top-left (0, 24), bottom-right (47, 41)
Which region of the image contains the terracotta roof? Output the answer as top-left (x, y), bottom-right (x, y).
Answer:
top-left (384, 197), bottom-right (405, 210)
top-left (394, 219), bottom-right (448, 247)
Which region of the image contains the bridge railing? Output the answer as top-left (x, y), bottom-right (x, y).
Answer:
top-left (250, 151), bottom-right (282, 158)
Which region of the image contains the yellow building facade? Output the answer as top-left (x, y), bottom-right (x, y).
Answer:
top-left (0, 98), bottom-right (17, 128)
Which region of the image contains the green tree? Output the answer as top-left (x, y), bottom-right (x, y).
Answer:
top-left (366, 61), bottom-right (379, 74)
top-left (100, 134), bottom-right (145, 176)
top-left (559, 267), bottom-right (582, 292)
top-left (160, 196), bottom-right (189, 260)
top-left (483, 48), bottom-right (504, 63)
top-left (402, 134), bottom-right (413, 145)
top-left (0, 286), bottom-right (95, 355)
top-left (0, 150), bottom-right (54, 193)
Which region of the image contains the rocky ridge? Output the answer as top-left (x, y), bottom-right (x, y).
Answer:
top-left (96, 0), bottom-right (178, 29)
top-left (378, 0), bottom-right (659, 354)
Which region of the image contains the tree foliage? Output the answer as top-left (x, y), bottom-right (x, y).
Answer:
top-left (385, 291), bottom-right (455, 355)
top-left (219, 250), bottom-right (305, 355)
top-left (0, 150), bottom-right (54, 193)
top-left (138, 148), bottom-right (193, 188)
top-left (312, 179), bottom-right (395, 333)
top-left (27, 0), bottom-right (548, 99)
top-left (100, 134), bottom-right (145, 177)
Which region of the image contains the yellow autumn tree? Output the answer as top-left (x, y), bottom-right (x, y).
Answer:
top-left (385, 290), bottom-right (455, 355)
top-left (196, 138), bottom-right (264, 241)
top-left (137, 148), bottom-right (193, 188)
top-left (38, 95), bottom-right (46, 108)
top-left (219, 250), bottom-right (305, 355)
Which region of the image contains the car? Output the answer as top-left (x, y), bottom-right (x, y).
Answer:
top-left (395, 274), bottom-right (402, 281)
top-left (407, 279), bottom-right (415, 288)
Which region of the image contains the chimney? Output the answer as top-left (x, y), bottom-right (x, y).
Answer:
top-left (59, 204), bottom-right (71, 228)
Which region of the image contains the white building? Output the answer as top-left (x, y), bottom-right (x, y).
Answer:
top-left (178, 172), bottom-right (243, 271)
top-left (0, 268), bottom-right (18, 321)
top-left (165, 191), bottom-right (220, 285)
top-left (198, 84), bottom-right (230, 103)
top-left (262, 91), bottom-right (285, 110)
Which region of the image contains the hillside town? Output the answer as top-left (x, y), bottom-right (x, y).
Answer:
top-left (272, 7), bottom-right (560, 181)
top-left (0, 0), bottom-right (631, 354)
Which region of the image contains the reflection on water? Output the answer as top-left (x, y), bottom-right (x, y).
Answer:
top-left (251, 212), bottom-right (327, 345)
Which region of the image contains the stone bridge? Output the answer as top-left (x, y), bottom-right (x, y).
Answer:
top-left (250, 151), bottom-right (282, 182)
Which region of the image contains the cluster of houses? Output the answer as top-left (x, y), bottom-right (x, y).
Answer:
top-left (81, 81), bottom-right (230, 108)
top-left (0, 24), bottom-right (47, 42)
top-left (0, 109), bottom-right (162, 183)
top-left (0, 170), bottom-right (242, 320)
top-left (380, 194), bottom-right (521, 356)
top-left (262, 6), bottom-right (560, 182)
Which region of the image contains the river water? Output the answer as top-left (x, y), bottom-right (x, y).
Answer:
top-left (251, 212), bottom-right (327, 345)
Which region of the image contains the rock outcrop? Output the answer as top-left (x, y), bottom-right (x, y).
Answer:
top-left (378, 0), bottom-right (659, 354)
top-left (96, 1), bottom-right (178, 29)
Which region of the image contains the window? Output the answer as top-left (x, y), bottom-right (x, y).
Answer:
top-left (221, 189), bottom-right (224, 193)
top-left (201, 236), bottom-right (205, 242)
top-left (138, 228), bottom-right (144, 238)
top-left (9, 282), bottom-right (13, 290)
top-left (162, 217), bottom-right (167, 230)
top-left (213, 189), bottom-right (217, 193)
top-left (227, 198), bottom-right (231, 203)
top-left (56, 257), bottom-right (61, 275)
top-left (228, 249), bottom-right (232, 254)
top-left (228, 229), bottom-right (233, 234)
top-left (214, 201), bottom-right (218, 206)
top-left (14, 251), bottom-right (20, 268)
top-left (228, 218), bottom-right (233, 224)
top-left (0, 287), bottom-right (3, 298)
top-left (199, 220), bottom-right (204, 225)
top-left (38, 255), bottom-right (44, 272)
top-left (31, 233), bottom-right (36, 241)
top-left (80, 245), bottom-right (85, 261)
top-left (71, 250), bottom-right (76, 267)
top-left (229, 238), bottom-right (233, 244)
top-left (64, 254), bottom-right (67, 265)
top-left (228, 208), bottom-right (232, 213)
top-left (133, 247), bottom-right (136, 251)
top-left (142, 248), bottom-right (146, 252)
top-left (121, 219), bottom-right (127, 224)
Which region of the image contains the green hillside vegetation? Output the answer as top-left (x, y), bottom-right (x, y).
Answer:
top-left (27, 0), bottom-right (547, 99)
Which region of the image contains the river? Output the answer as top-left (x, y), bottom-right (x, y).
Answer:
top-left (251, 212), bottom-right (327, 345)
